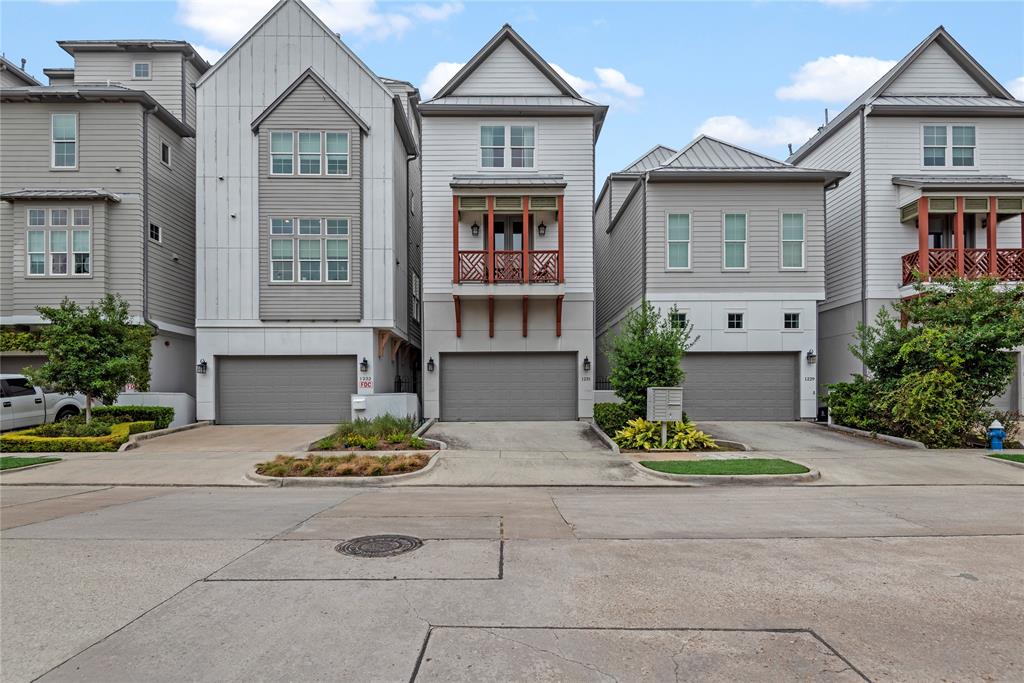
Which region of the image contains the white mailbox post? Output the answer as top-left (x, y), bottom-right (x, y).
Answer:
top-left (647, 387), bottom-right (684, 446)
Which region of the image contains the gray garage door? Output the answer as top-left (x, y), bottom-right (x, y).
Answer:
top-left (217, 356), bottom-right (356, 424)
top-left (440, 352), bottom-right (577, 421)
top-left (681, 352), bottom-right (799, 421)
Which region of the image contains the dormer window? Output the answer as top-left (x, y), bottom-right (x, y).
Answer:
top-left (922, 124), bottom-right (975, 168)
top-left (480, 124), bottom-right (535, 169)
top-left (132, 62), bottom-right (151, 80)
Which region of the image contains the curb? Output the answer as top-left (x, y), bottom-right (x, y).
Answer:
top-left (246, 451), bottom-right (441, 487)
top-left (983, 454), bottom-right (1024, 470)
top-left (629, 459), bottom-right (820, 485)
top-left (119, 421), bottom-right (213, 452)
top-left (820, 422), bottom-right (926, 449)
top-left (586, 419), bottom-right (619, 454)
top-left (414, 419), bottom-right (448, 450)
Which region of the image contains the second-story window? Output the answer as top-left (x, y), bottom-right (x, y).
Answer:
top-left (270, 132), bottom-right (294, 175)
top-left (510, 126), bottom-right (534, 168)
top-left (951, 125), bottom-right (975, 166)
top-left (132, 62), bottom-right (151, 79)
top-left (268, 217), bottom-right (349, 284)
top-left (723, 213), bottom-right (747, 270)
top-left (480, 124), bottom-right (535, 169)
top-left (326, 133), bottom-right (349, 175)
top-left (51, 113), bottom-right (77, 169)
top-left (298, 132), bottom-right (321, 175)
top-left (923, 124), bottom-right (976, 168)
top-left (481, 126), bottom-right (505, 168)
top-left (666, 213), bottom-right (690, 269)
top-left (781, 213), bottom-right (805, 269)
top-left (25, 206), bottom-right (90, 277)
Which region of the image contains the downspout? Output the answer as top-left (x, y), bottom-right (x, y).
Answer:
top-left (858, 106), bottom-right (868, 375)
top-left (142, 107), bottom-right (151, 325)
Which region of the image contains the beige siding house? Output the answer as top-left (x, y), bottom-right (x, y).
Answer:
top-left (595, 138), bottom-right (846, 420)
top-left (789, 26), bottom-right (1024, 413)
top-left (0, 39), bottom-right (208, 425)
top-left (193, 0), bottom-right (421, 424)
top-left (419, 25), bottom-right (607, 421)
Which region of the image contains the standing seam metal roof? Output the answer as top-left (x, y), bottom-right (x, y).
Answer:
top-left (662, 135), bottom-right (789, 169)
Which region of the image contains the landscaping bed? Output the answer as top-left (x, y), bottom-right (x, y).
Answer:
top-left (256, 453), bottom-right (431, 478)
top-left (986, 452), bottom-right (1024, 465)
top-left (640, 458), bottom-right (810, 476)
top-left (311, 415), bottom-right (429, 452)
top-left (0, 419), bottom-right (156, 452)
top-left (0, 456), bottom-right (61, 471)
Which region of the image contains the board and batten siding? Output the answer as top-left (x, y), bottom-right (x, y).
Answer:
top-left (450, 40), bottom-right (562, 96)
top-left (195, 0), bottom-right (397, 325)
top-left (392, 116), bottom-right (410, 336)
top-left (863, 115), bottom-right (1024, 299)
top-left (0, 100), bottom-right (145, 318)
top-left (73, 51), bottom-right (186, 120)
top-left (596, 184), bottom-right (644, 333)
top-left (796, 115), bottom-right (863, 310)
top-left (421, 115), bottom-right (595, 295)
top-left (256, 77), bottom-right (363, 321)
top-left (881, 43), bottom-right (989, 97)
top-left (644, 181), bottom-right (826, 295)
top-left (145, 113), bottom-right (196, 328)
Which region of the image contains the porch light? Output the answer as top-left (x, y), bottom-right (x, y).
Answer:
top-left (537, 221), bottom-right (547, 236)
top-left (195, 359), bottom-right (208, 375)
top-left (583, 356), bottom-right (591, 372)
top-left (806, 349), bottom-right (817, 364)
top-left (426, 357), bottom-right (435, 372)
top-left (360, 357), bottom-right (369, 372)
top-left (471, 222), bottom-right (480, 237)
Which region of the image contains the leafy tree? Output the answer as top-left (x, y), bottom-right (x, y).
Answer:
top-left (605, 301), bottom-right (693, 416)
top-left (25, 295), bottom-right (153, 421)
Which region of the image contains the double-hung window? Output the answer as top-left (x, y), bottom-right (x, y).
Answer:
top-left (326, 133), bottom-right (349, 175)
top-left (480, 124), bottom-right (536, 169)
top-left (325, 218), bottom-right (349, 282)
top-left (26, 206), bottom-right (90, 276)
top-left (666, 213), bottom-right (691, 269)
top-left (951, 125), bottom-right (976, 166)
top-left (480, 126), bottom-right (505, 168)
top-left (781, 213), bottom-right (805, 269)
top-left (298, 219), bottom-right (322, 281)
top-left (723, 213), bottom-right (747, 269)
top-left (923, 124), bottom-right (976, 168)
top-left (298, 132), bottom-right (321, 175)
top-left (269, 217), bottom-right (350, 284)
top-left (510, 126), bottom-right (534, 168)
top-left (270, 132), bottom-right (294, 175)
top-left (51, 113), bottom-right (77, 169)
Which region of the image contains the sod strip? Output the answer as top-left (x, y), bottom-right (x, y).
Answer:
top-left (639, 458), bottom-right (809, 476)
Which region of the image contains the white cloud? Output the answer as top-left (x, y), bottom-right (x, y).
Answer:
top-left (193, 44), bottom-right (224, 64)
top-left (776, 54), bottom-right (896, 102)
top-left (177, 0), bottom-right (456, 47)
top-left (594, 67), bottom-right (644, 98)
top-left (551, 64), bottom-right (597, 95)
top-left (419, 61), bottom-right (464, 98)
top-left (1009, 76), bottom-right (1024, 100)
top-left (551, 63), bottom-right (643, 107)
top-left (695, 115), bottom-right (819, 148)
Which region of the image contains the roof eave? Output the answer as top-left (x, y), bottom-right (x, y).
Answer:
top-left (868, 104), bottom-right (1024, 117)
top-left (0, 88), bottom-right (194, 137)
top-left (647, 169), bottom-right (849, 185)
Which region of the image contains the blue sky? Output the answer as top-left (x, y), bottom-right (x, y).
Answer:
top-left (3, 0), bottom-right (1022, 181)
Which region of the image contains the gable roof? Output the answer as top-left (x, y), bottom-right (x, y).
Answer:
top-left (0, 56), bottom-right (40, 86)
top-left (251, 68), bottom-right (370, 134)
top-left (621, 145), bottom-right (677, 173)
top-left (431, 24), bottom-right (581, 100)
top-left (663, 135), bottom-right (788, 169)
top-left (789, 26), bottom-right (1017, 164)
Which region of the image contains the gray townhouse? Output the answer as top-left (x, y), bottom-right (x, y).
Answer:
top-left (594, 137), bottom-right (846, 420)
top-left (1, 39), bottom-right (208, 425)
top-left (192, 0), bottom-right (422, 424)
top-left (418, 25), bottom-right (607, 421)
top-left (789, 26), bottom-right (1024, 413)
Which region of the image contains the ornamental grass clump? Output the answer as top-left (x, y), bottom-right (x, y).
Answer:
top-left (256, 453), bottom-right (430, 477)
top-left (311, 414), bottom-right (428, 452)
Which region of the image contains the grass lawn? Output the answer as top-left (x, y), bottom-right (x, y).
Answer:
top-left (987, 452), bottom-right (1024, 464)
top-left (640, 458), bottom-right (809, 476)
top-left (0, 456), bottom-right (61, 471)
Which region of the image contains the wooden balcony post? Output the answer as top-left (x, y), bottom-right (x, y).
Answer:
top-left (487, 195), bottom-right (495, 284)
top-left (522, 195), bottom-right (530, 283)
top-left (917, 196), bottom-right (929, 278)
top-left (988, 196), bottom-right (998, 276)
top-left (955, 196), bottom-right (965, 276)
top-left (557, 194), bottom-right (565, 283)
top-left (452, 195), bottom-right (460, 284)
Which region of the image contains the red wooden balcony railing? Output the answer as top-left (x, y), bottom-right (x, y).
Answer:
top-left (901, 248), bottom-right (1024, 285)
top-left (529, 250), bottom-right (559, 283)
top-left (458, 250), bottom-right (487, 282)
top-left (456, 249), bottom-right (561, 284)
top-left (493, 251), bottom-right (523, 282)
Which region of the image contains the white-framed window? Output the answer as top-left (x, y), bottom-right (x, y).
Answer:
top-left (149, 223), bottom-right (161, 243)
top-left (27, 230), bottom-right (45, 276)
top-left (270, 132), bottom-right (294, 175)
top-left (132, 62), bottom-right (151, 80)
top-left (51, 113), bottom-right (77, 169)
top-left (28, 209), bottom-right (45, 226)
top-left (781, 212), bottom-right (805, 269)
top-left (73, 208), bottom-right (89, 226)
top-left (160, 141), bottom-right (171, 167)
top-left (50, 208), bottom-right (68, 226)
top-left (922, 124), bottom-right (976, 168)
top-left (268, 216), bottom-right (350, 284)
top-left (411, 272), bottom-right (421, 322)
top-left (49, 230), bottom-right (68, 275)
top-left (326, 132), bottom-right (349, 175)
top-left (25, 206), bottom-right (90, 277)
top-left (783, 312), bottom-right (801, 330)
top-left (723, 213), bottom-right (747, 270)
top-left (480, 123), bottom-right (536, 169)
top-left (72, 229), bottom-right (90, 274)
top-left (666, 212), bottom-right (691, 270)
top-left (670, 311), bottom-right (688, 329)
top-left (727, 312), bottom-right (744, 330)
top-left (298, 132), bottom-right (321, 175)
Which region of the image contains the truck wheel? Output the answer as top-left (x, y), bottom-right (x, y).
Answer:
top-left (55, 407), bottom-right (80, 421)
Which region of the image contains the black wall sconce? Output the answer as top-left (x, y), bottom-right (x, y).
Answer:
top-left (471, 222), bottom-right (480, 237)
top-left (537, 221), bottom-right (547, 236)
top-left (583, 356), bottom-right (591, 372)
top-left (359, 357), bottom-right (369, 372)
top-left (426, 357), bottom-right (436, 372)
top-left (806, 349), bottom-right (817, 364)
top-left (195, 359), bottom-right (208, 375)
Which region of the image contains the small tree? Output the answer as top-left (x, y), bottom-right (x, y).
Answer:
top-left (606, 301), bottom-right (693, 416)
top-left (25, 295), bottom-right (153, 422)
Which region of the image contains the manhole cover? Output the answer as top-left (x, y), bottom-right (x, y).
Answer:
top-left (335, 535), bottom-right (423, 558)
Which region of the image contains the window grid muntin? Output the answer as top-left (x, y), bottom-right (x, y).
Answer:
top-left (268, 216), bottom-right (350, 284)
top-left (51, 113), bottom-right (77, 168)
top-left (723, 213), bottom-right (747, 269)
top-left (25, 206), bottom-right (91, 277)
top-left (784, 312), bottom-right (800, 330)
top-left (326, 132), bottom-right (349, 175)
top-left (727, 312), bottom-right (744, 330)
top-left (666, 212), bottom-right (691, 269)
top-left (298, 132), bottom-right (322, 175)
top-left (781, 212), bottom-right (805, 269)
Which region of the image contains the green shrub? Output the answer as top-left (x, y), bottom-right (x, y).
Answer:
top-left (593, 402), bottom-right (637, 435)
top-left (825, 376), bottom-right (886, 432)
top-left (0, 421), bottom-right (155, 453)
top-left (664, 421), bottom-right (717, 451)
top-left (613, 418), bottom-right (717, 451)
top-left (881, 369), bottom-right (976, 448)
top-left (409, 436), bottom-right (428, 449)
top-left (342, 434), bottom-right (380, 449)
top-left (92, 405), bottom-right (174, 429)
top-left (333, 414), bottom-right (417, 440)
top-left (32, 416), bottom-right (116, 438)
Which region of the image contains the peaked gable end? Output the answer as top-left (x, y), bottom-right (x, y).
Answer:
top-left (882, 41), bottom-right (989, 96)
top-left (453, 39), bottom-right (562, 96)
top-left (252, 69), bottom-right (370, 133)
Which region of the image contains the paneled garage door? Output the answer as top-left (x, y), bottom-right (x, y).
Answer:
top-left (216, 356), bottom-right (357, 424)
top-left (681, 352), bottom-right (799, 421)
top-left (440, 352), bottom-right (577, 421)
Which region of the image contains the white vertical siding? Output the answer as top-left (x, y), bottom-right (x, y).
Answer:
top-left (451, 41), bottom-right (562, 96)
top-left (882, 43), bottom-right (989, 96)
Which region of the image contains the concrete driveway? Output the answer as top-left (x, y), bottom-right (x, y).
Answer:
top-left (426, 421), bottom-right (610, 452)
top-left (700, 420), bottom-right (892, 452)
top-left (132, 424), bottom-right (334, 454)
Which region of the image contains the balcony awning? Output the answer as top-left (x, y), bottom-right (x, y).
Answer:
top-left (1, 188), bottom-right (122, 202)
top-left (892, 175), bottom-right (1024, 191)
top-left (450, 174), bottom-right (566, 190)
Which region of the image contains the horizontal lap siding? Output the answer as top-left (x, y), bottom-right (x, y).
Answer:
top-left (797, 116), bottom-right (862, 309)
top-left (256, 78), bottom-right (362, 321)
top-left (882, 43), bottom-right (989, 96)
top-left (196, 0), bottom-right (394, 324)
top-left (596, 186), bottom-right (643, 332)
top-left (73, 51), bottom-right (185, 119)
top-left (644, 182), bottom-right (825, 293)
top-left (451, 41), bottom-right (562, 96)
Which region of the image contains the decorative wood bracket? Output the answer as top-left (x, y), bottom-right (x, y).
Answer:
top-left (377, 330), bottom-right (391, 358)
top-left (488, 296), bottom-right (495, 338)
top-left (555, 295), bottom-right (564, 338)
top-left (391, 337), bottom-right (403, 361)
top-left (453, 296), bottom-right (462, 338)
top-left (522, 296), bottom-right (528, 337)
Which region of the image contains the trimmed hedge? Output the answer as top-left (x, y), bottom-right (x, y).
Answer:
top-left (593, 402), bottom-right (638, 435)
top-left (92, 405), bottom-right (174, 430)
top-left (0, 421), bottom-right (155, 453)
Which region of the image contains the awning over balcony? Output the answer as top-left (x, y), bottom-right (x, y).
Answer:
top-left (450, 174), bottom-right (566, 190)
top-left (893, 175), bottom-right (1024, 191)
top-left (0, 188), bottom-right (122, 202)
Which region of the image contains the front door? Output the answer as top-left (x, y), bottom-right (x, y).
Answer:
top-left (929, 214), bottom-right (977, 248)
top-left (485, 216), bottom-right (528, 251)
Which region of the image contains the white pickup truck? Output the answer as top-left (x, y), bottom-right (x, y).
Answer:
top-left (0, 374), bottom-right (85, 431)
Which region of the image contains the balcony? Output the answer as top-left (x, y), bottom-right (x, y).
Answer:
top-left (457, 249), bottom-right (560, 283)
top-left (902, 248), bottom-right (1024, 285)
